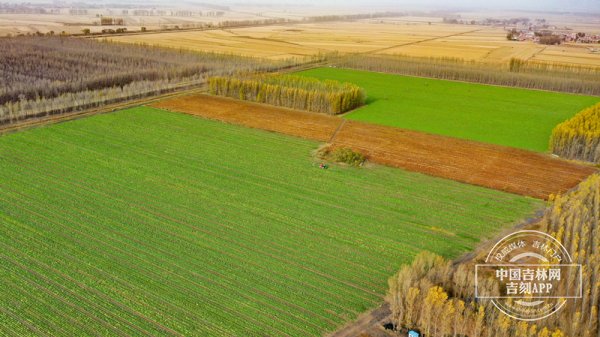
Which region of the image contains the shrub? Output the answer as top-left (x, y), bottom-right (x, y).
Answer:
top-left (331, 147), bottom-right (366, 166)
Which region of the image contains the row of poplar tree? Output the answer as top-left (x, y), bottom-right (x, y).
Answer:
top-left (331, 54), bottom-right (600, 96)
top-left (208, 74), bottom-right (365, 114)
top-left (550, 102), bottom-right (600, 163)
top-left (0, 36), bottom-right (300, 125)
top-left (387, 173), bottom-right (600, 337)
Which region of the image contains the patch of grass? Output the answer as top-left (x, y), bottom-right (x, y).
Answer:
top-left (297, 67), bottom-right (599, 152)
top-left (0, 107), bottom-right (542, 336)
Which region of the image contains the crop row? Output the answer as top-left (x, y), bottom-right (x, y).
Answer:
top-left (0, 108), bottom-right (541, 336)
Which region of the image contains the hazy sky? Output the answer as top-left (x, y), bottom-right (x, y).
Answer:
top-left (223, 0), bottom-right (600, 12)
top-left (9, 0), bottom-right (600, 12)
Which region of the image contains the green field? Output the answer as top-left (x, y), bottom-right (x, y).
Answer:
top-left (0, 107), bottom-right (541, 336)
top-left (297, 68), bottom-right (599, 152)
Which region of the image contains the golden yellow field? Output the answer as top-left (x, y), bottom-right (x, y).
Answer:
top-left (106, 20), bottom-right (600, 66)
top-left (0, 10), bottom-right (274, 36)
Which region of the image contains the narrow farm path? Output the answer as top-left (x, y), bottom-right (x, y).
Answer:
top-left (365, 28), bottom-right (485, 55)
top-left (328, 303), bottom-right (393, 337)
top-left (329, 119), bottom-right (347, 143)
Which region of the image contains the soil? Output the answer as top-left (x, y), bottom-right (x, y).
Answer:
top-left (152, 93), bottom-right (340, 142)
top-left (328, 303), bottom-right (395, 337)
top-left (334, 121), bottom-right (597, 199)
top-left (152, 94), bottom-right (597, 200)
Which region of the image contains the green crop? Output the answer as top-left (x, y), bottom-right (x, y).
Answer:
top-left (0, 107), bottom-right (541, 336)
top-left (297, 68), bottom-right (599, 152)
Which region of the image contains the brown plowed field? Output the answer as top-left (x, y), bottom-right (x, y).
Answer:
top-left (152, 94), bottom-right (596, 199)
top-left (334, 121), bottom-right (597, 199)
top-left (153, 94), bottom-right (340, 142)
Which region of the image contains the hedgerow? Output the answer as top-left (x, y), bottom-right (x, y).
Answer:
top-left (208, 74), bottom-right (365, 114)
top-left (550, 103), bottom-right (600, 163)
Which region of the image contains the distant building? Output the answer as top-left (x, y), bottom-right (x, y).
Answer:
top-left (508, 28), bottom-right (600, 44)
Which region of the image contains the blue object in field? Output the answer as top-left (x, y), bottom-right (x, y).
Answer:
top-left (408, 331), bottom-right (419, 337)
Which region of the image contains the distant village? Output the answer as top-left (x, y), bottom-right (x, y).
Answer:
top-left (507, 29), bottom-right (600, 45)
top-left (443, 16), bottom-right (600, 46)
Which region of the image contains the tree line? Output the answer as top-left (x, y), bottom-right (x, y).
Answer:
top-left (77, 12), bottom-right (405, 37)
top-left (329, 53), bottom-right (600, 96)
top-left (550, 103), bottom-right (600, 163)
top-left (509, 57), bottom-right (600, 79)
top-left (0, 36), bottom-right (301, 124)
top-left (0, 78), bottom-right (192, 124)
top-left (305, 12), bottom-right (405, 22)
top-left (208, 74), bottom-right (365, 114)
top-left (386, 173), bottom-right (600, 337)
top-left (538, 175), bottom-right (600, 337)
top-left (388, 252), bottom-right (566, 337)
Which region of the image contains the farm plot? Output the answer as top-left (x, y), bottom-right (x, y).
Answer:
top-left (155, 94), bottom-right (341, 141)
top-left (105, 22), bottom-right (493, 60)
top-left (153, 94), bottom-right (596, 199)
top-left (532, 44), bottom-right (600, 67)
top-left (333, 121), bottom-right (597, 199)
top-left (0, 107), bottom-right (541, 336)
top-left (106, 21), bottom-right (600, 66)
top-left (297, 67), bottom-right (599, 152)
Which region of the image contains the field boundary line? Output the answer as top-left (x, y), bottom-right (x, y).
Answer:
top-left (365, 28), bottom-right (485, 54)
top-left (329, 119), bottom-right (347, 143)
top-left (526, 45), bottom-right (548, 61)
